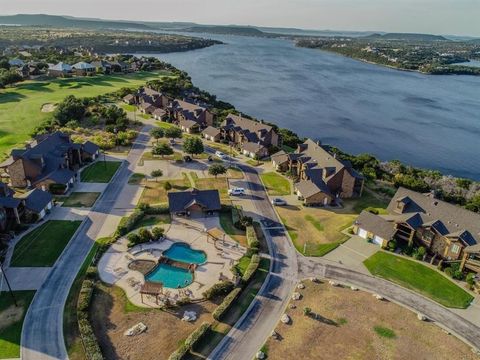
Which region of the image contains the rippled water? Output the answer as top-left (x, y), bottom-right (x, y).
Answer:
top-left (144, 34), bottom-right (480, 179)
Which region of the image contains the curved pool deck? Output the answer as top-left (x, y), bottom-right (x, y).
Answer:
top-left (98, 217), bottom-right (246, 308)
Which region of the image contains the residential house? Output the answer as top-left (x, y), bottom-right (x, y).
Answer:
top-left (202, 126), bottom-right (221, 142)
top-left (0, 183), bottom-right (53, 227)
top-left (90, 60), bottom-right (112, 74)
top-left (71, 62), bottom-right (96, 76)
top-left (8, 58), bottom-right (24, 67)
top-left (152, 108), bottom-right (167, 121)
top-left (0, 132), bottom-right (99, 193)
top-left (110, 60), bottom-right (130, 73)
top-left (139, 102), bottom-right (156, 115)
top-left (168, 188), bottom-right (221, 216)
top-left (123, 94), bottom-right (136, 105)
top-left (221, 114), bottom-right (279, 158)
top-left (169, 99), bottom-right (214, 129)
top-left (178, 120), bottom-right (200, 134)
top-left (353, 187), bottom-right (480, 272)
top-left (271, 139), bottom-right (364, 205)
top-left (48, 62), bottom-right (72, 77)
top-left (137, 87), bottom-right (170, 109)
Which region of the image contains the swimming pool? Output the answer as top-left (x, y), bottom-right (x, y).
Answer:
top-left (163, 243), bottom-right (207, 265)
top-left (145, 263), bottom-right (193, 288)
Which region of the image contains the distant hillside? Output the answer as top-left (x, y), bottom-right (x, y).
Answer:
top-left (365, 33), bottom-right (448, 41)
top-left (0, 14), bottom-right (152, 30)
top-left (182, 25), bottom-right (266, 36)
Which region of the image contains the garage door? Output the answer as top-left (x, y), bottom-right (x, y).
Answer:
top-left (373, 235), bottom-right (384, 246)
top-left (357, 228), bottom-right (368, 239)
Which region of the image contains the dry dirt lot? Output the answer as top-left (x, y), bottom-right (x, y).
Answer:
top-left (90, 284), bottom-right (217, 360)
top-left (264, 282), bottom-right (477, 360)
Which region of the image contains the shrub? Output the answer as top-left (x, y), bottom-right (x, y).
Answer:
top-left (116, 210), bottom-right (145, 237)
top-left (184, 322), bottom-right (211, 348)
top-left (245, 248), bottom-right (259, 257)
top-left (85, 266), bottom-right (98, 280)
top-left (138, 227), bottom-right (153, 242)
top-left (127, 233), bottom-right (141, 247)
top-left (152, 226), bottom-right (164, 240)
top-left (445, 267), bottom-right (453, 277)
top-left (466, 273), bottom-right (476, 287)
top-left (365, 207), bottom-right (379, 215)
top-left (242, 254), bottom-right (260, 284)
top-left (203, 280), bottom-right (235, 300)
top-left (414, 246), bottom-right (426, 260)
top-left (212, 287), bottom-right (242, 321)
top-left (246, 226), bottom-right (260, 249)
top-left (387, 239), bottom-right (397, 252)
top-left (77, 279), bottom-right (103, 359)
top-left (164, 181), bottom-right (172, 191)
top-left (145, 204), bottom-right (170, 215)
top-left (303, 307), bottom-right (312, 316)
top-left (49, 183), bottom-right (67, 194)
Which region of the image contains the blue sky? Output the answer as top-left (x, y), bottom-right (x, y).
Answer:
top-left (2, 0), bottom-right (479, 36)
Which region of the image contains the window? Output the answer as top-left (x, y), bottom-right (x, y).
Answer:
top-left (451, 244), bottom-right (460, 254)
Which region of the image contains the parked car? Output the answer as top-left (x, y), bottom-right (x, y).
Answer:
top-left (215, 150), bottom-right (228, 160)
top-left (183, 155), bottom-right (192, 162)
top-left (208, 155), bottom-right (213, 162)
top-left (228, 187), bottom-right (245, 196)
top-left (169, 139), bottom-right (176, 145)
top-left (271, 198), bottom-right (287, 206)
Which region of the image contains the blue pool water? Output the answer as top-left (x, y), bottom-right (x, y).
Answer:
top-left (145, 263), bottom-right (193, 288)
top-left (163, 243), bottom-right (207, 265)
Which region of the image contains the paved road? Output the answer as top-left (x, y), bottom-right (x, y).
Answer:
top-left (208, 163), bottom-right (299, 360)
top-left (298, 256), bottom-right (480, 351)
top-left (21, 125), bottom-right (152, 360)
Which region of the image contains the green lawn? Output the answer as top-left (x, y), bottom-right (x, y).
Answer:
top-left (61, 192), bottom-right (100, 207)
top-left (0, 291), bottom-right (36, 359)
top-left (80, 161), bottom-right (121, 183)
top-left (364, 252), bottom-right (474, 308)
top-left (219, 210), bottom-right (247, 246)
top-left (128, 172), bottom-right (145, 185)
top-left (0, 71), bottom-right (172, 160)
top-left (259, 172), bottom-right (291, 195)
top-left (11, 220), bottom-right (82, 267)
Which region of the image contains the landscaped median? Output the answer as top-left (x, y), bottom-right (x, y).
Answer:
top-left (80, 161), bottom-right (122, 183)
top-left (10, 220), bottom-right (82, 267)
top-left (364, 251), bottom-right (474, 308)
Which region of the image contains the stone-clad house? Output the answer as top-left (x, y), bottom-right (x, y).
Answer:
top-left (271, 139), bottom-right (364, 206)
top-left (0, 132), bottom-right (99, 193)
top-left (221, 114), bottom-right (279, 158)
top-left (353, 187), bottom-right (480, 272)
top-left (169, 99), bottom-right (214, 128)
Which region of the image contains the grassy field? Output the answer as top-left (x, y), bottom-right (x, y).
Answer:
top-left (140, 175), bottom-right (190, 205)
top-left (277, 206), bottom-right (355, 256)
top-left (0, 71), bottom-right (171, 159)
top-left (0, 291), bottom-right (36, 359)
top-left (263, 282), bottom-right (477, 360)
top-left (259, 172), bottom-right (291, 195)
top-left (11, 220), bottom-right (82, 267)
top-left (364, 252), bottom-right (474, 308)
top-left (80, 161), bottom-right (121, 183)
top-left (219, 210), bottom-right (247, 246)
top-left (61, 192), bottom-right (100, 207)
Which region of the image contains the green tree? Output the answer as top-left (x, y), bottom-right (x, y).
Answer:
top-left (152, 226), bottom-right (164, 240)
top-left (183, 136), bottom-right (204, 158)
top-left (164, 126), bottom-right (182, 140)
top-left (53, 95), bottom-right (86, 126)
top-left (152, 143), bottom-right (174, 158)
top-left (150, 127), bottom-right (164, 143)
top-left (466, 194), bottom-right (480, 213)
top-left (164, 181), bottom-right (172, 191)
top-left (208, 164), bottom-right (227, 178)
top-left (150, 169), bottom-right (163, 182)
top-left (138, 228), bottom-right (153, 242)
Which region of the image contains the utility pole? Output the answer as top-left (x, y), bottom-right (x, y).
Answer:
top-left (0, 260), bottom-right (17, 307)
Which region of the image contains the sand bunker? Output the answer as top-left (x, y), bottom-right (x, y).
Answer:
top-left (41, 103), bottom-right (56, 112)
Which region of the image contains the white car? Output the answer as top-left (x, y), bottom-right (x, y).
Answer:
top-left (228, 187), bottom-right (245, 196)
top-left (215, 150), bottom-right (229, 160)
top-left (271, 198), bottom-right (287, 206)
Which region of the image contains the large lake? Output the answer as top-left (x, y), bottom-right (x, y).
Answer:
top-left (149, 34), bottom-right (480, 179)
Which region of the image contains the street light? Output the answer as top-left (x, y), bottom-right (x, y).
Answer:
top-left (0, 260), bottom-right (17, 307)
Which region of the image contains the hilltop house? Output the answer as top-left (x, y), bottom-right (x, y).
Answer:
top-left (221, 114), bottom-right (279, 158)
top-left (0, 183), bottom-right (53, 227)
top-left (353, 187), bottom-right (480, 272)
top-left (0, 132), bottom-right (99, 193)
top-left (48, 62), bottom-right (72, 77)
top-left (271, 139), bottom-right (364, 205)
top-left (91, 60), bottom-right (112, 74)
top-left (169, 99), bottom-right (214, 129)
top-left (71, 62), bottom-right (96, 76)
top-left (168, 188), bottom-right (221, 217)
top-left (202, 126), bottom-right (221, 142)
